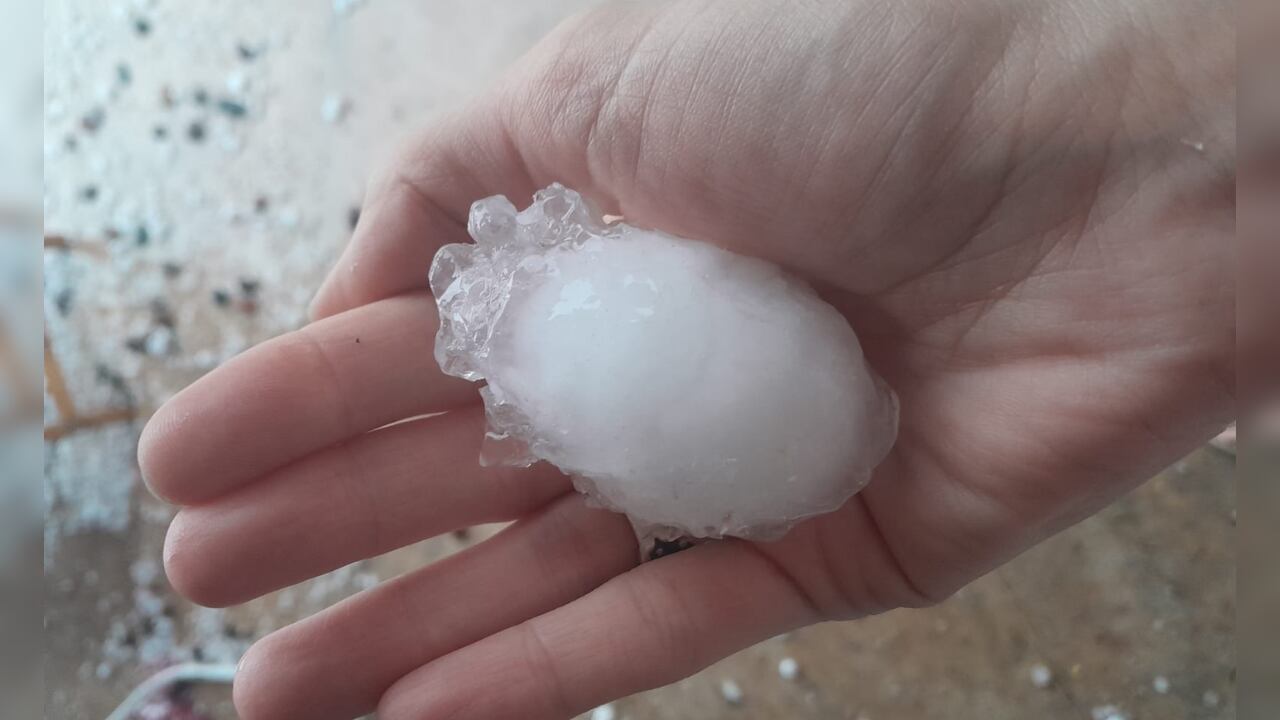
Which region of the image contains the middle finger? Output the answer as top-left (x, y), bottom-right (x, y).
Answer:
top-left (139, 292), bottom-right (478, 505)
top-left (163, 407), bottom-right (570, 607)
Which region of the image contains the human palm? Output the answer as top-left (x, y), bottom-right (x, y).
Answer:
top-left (139, 1), bottom-right (1233, 718)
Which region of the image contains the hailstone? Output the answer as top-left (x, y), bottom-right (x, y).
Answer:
top-left (429, 184), bottom-right (898, 544)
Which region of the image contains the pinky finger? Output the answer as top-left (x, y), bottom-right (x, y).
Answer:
top-left (377, 541), bottom-right (821, 720)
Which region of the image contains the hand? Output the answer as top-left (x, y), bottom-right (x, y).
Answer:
top-left (139, 1), bottom-right (1233, 718)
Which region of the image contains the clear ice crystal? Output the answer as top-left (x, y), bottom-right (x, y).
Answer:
top-left (429, 184), bottom-right (899, 542)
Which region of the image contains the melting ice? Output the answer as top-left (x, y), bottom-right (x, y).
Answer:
top-left (430, 184), bottom-right (898, 541)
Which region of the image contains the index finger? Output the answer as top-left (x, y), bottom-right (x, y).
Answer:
top-left (138, 293), bottom-right (477, 505)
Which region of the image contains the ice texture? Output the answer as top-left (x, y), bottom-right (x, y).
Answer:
top-left (430, 184), bottom-right (898, 541)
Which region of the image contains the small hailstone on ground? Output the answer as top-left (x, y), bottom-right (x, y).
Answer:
top-left (333, 0), bottom-right (367, 15)
top-left (719, 679), bottom-right (744, 705)
top-left (225, 70), bottom-right (248, 95)
top-left (1090, 705), bottom-right (1129, 720)
top-left (1202, 689), bottom-right (1220, 707)
top-left (430, 184), bottom-right (899, 542)
top-left (276, 206), bottom-right (300, 229)
top-left (145, 327), bottom-right (175, 357)
top-left (589, 703), bottom-right (617, 720)
top-left (129, 558), bottom-right (160, 586)
top-left (778, 657), bottom-right (801, 681)
top-left (320, 93), bottom-right (350, 124)
top-left (1152, 675), bottom-right (1170, 694)
top-left (218, 133), bottom-right (244, 154)
top-left (1029, 663), bottom-right (1053, 689)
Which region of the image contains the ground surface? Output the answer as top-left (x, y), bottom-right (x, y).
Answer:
top-left (42, 1), bottom-right (1236, 718)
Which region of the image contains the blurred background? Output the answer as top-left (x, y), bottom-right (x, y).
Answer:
top-left (28, 1), bottom-right (1243, 719)
top-left (1, 0), bottom-right (43, 718)
top-left (1240, 0), bottom-right (1280, 717)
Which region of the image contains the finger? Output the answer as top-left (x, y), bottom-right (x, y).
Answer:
top-left (378, 541), bottom-right (821, 720)
top-left (308, 98), bottom-right (541, 321)
top-left (233, 495), bottom-right (637, 720)
top-left (163, 408), bottom-right (571, 608)
top-left (308, 3), bottom-right (679, 321)
top-left (138, 293), bottom-right (478, 505)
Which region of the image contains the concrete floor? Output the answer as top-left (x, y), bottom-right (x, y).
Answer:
top-left (42, 1), bottom-right (1237, 718)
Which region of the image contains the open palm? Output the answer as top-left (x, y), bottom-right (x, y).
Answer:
top-left (139, 1), bottom-right (1233, 718)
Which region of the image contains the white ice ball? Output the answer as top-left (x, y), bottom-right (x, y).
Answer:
top-left (430, 184), bottom-right (898, 541)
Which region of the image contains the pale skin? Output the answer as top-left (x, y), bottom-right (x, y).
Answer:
top-left (138, 0), bottom-right (1234, 718)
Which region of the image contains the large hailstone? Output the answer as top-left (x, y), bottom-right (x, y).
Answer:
top-left (430, 184), bottom-right (898, 543)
